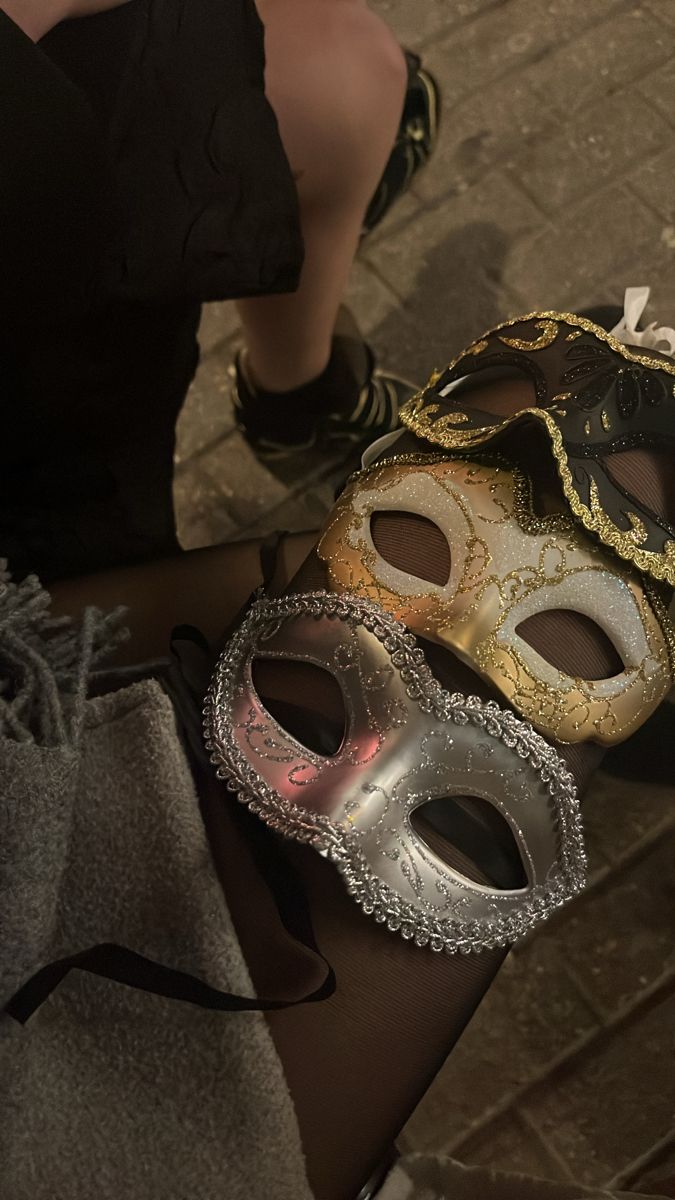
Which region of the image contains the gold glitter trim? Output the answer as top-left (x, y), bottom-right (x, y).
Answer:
top-left (505, 457), bottom-right (574, 536)
top-left (534, 411), bottom-right (675, 585)
top-left (566, 330), bottom-right (583, 341)
top-left (644, 582), bottom-right (675, 674)
top-left (621, 508), bottom-right (648, 546)
top-left (584, 419), bottom-right (591, 436)
top-left (396, 300), bottom-right (675, 584)
top-left (399, 402), bottom-right (675, 585)
top-left (488, 310), bottom-right (675, 375)
top-left (345, 451), bottom-right (450, 492)
top-left (466, 339), bottom-right (489, 356)
top-left (408, 310), bottom-right (675, 396)
top-left (499, 319), bottom-right (559, 352)
top-left (318, 454), bottom-right (673, 744)
top-left (350, 450), bottom-right (576, 539)
top-left (601, 410), bottom-right (611, 431)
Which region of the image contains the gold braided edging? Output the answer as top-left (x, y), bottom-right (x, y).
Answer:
top-left (644, 581), bottom-right (675, 676)
top-left (344, 444), bottom-right (675, 678)
top-left (320, 452), bottom-right (674, 742)
top-left (534, 409), bottom-right (675, 587)
top-left (399, 398), bottom-right (675, 587)
top-left (351, 449), bottom-right (575, 538)
top-left (430, 309), bottom-right (675, 379)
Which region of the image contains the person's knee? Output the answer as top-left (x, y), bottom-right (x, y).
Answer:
top-left (260, 0), bottom-right (406, 197)
top-left (311, 1), bottom-right (407, 143)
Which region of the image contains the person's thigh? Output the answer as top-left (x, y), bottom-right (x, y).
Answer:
top-left (49, 533), bottom-right (317, 663)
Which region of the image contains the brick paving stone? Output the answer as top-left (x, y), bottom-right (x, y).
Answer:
top-left (174, 350), bottom-right (236, 465)
top-left (454, 1110), bottom-right (568, 1179)
top-left (367, 170), bottom-right (544, 289)
top-left (505, 185), bottom-right (663, 310)
top-left (519, 0), bottom-right (629, 24)
top-left (643, 0), bottom-right (675, 25)
top-left (241, 477), bottom-right (338, 541)
top-left (628, 144), bottom-right (675, 226)
top-left (546, 832), bottom-right (675, 1019)
top-left (174, 459), bottom-right (239, 550)
top-left (197, 300), bottom-right (240, 355)
top-left (190, 429), bottom-right (290, 532)
top-left (366, 306), bottom-right (439, 390)
top-left (361, 189), bottom-right (422, 249)
top-left (506, 91), bottom-right (670, 215)
top-left (521, 988), bottom-right (675, 1186)
top-left (411, 71), bottom-right (556, 204)
top-left (645, 253), bottom-right (675, 310)
top-left (526, 9), bottom-right (675, 116)
top-left (639, 54), bottom-right (675, 128)
top-left (572, 245), bottom-right (675, 321)
top-left (632, 1137), bottom-right (675, 1196)
top-left (580, 771), bottom-right (674, 866)
top-left (402, 938), bottom-right (599, 1151)
top-left (367, 0), bottom-right (491, 51)
top-left (417, 0), bottom-right (631, 114)
top-left (364, 171), bottom-right (544, 377)
top-left (344, 259), bottom-right (402, 337)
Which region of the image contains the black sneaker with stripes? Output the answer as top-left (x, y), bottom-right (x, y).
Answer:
top-left (363, 50), bottom-right (440, 235)
top-left (232, 334), bottom-right (418, 461)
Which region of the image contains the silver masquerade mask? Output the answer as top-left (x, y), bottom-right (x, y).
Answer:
top-left (205, 591), bottom-right (586, 953)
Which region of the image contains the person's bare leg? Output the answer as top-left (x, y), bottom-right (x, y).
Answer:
top-left (236, 0), bottom-right (407, 392)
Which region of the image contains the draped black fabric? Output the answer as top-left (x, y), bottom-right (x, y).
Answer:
top-left (0, 3), bottom-right (303, 582)
top-left (41, 0), bottom-right (303, 306)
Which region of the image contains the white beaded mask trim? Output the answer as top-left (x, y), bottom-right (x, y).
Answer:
top-left (204, 592), bottom-right (586, 954)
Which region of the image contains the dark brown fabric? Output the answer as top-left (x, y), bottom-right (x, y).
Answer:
top-left (41, 0), bottom-right (303, 306)
top-left (0, 2), bottom-right (303, 582)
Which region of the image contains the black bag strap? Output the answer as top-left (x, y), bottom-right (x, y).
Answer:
top-left (5, 800), bottom-right (335, 1024)
top-left (5, 609), bottom-right (336, 1025)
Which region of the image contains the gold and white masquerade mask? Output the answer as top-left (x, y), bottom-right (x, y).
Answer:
top-left (318, 456), bottom-right (674, 745)
top-left (205, 592), bottom-right (586, 953)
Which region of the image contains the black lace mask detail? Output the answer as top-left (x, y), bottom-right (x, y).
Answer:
top-left (400, 312), bottom-right (675, 586)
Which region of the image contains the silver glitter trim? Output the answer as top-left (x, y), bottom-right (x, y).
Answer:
top-left (204, 591), bottom-right (587, 954)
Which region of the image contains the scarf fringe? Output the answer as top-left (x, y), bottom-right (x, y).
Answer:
top-left (0, 563), bottom-right (129, 746)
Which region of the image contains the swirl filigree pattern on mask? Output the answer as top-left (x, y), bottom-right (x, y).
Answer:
top-left (318, 456), bottom-right (673, 744)
top-left (398, 311), bottom-right (675, 585)
top-left (204, 592), bottom-right (586, 953)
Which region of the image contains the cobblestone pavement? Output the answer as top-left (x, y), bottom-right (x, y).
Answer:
top-left (174, 1), bottom-right (675, 1190)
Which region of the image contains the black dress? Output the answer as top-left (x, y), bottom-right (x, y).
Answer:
top-left (0, 2), bottom-right (303, 581)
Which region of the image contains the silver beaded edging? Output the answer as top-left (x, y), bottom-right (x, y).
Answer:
top-left (203, 591), bottom-right (587, 954)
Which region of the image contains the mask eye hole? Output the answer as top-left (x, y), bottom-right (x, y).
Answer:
top-left (410, 796), bottom-right (527, 891)
top-left (516, 610), bottom-right (624, 679)
top-left (370, 511), bottom-right (451, 586)
top-left (451, 370), bottom-right (536, 418)
top-left (604, 448), bottom-right (675, 527)
top-left (251, 659), bottom-right (346, 756)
